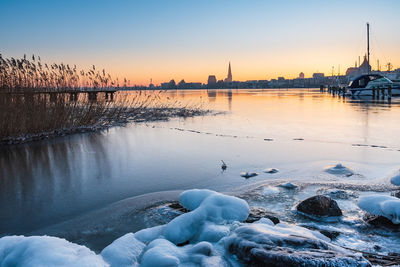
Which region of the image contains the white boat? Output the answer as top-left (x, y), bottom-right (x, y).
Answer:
top-left (348, 74), bottom-right (400, 96)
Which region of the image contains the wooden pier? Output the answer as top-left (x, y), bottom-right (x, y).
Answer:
top-left (0, 88), bottom-right (118, 101)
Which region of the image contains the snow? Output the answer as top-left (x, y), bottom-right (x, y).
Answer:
top-left (163, 189), bottom-right (250, 244)
top-left (0, 235), bottom-right (107, 267)
top-left (324, 163), bottom-right (354, 176)
top-left (358, 195), bottom-right (400, 224)
top-left (390, 171), bottom-right (400, 186)
top-left (101, 233), bottom-right (144, 267)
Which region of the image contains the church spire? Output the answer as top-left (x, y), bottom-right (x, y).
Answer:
top-left (226, 62), bottom-right (232, 82)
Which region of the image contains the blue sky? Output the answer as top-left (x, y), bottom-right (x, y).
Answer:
top-left (1, 0), bottom-right (399, 84)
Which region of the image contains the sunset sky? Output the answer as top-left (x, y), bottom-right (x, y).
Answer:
top-left (1, 0), bottom-right (399, 85)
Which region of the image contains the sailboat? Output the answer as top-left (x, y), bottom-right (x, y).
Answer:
top-left (347, 23), bottom-right (400, 96)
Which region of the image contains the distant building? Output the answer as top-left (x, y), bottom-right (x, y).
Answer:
top-left (207, 75), bottom-right (217, 85)
top-left (224, 62), bottom-right (232, 83)
top-left (161, 79), bottom-right (176, 89)
top-left (312, 73), bottom-right (325, 79)
top-left (345, 55), bottom-right (372, 79)
top-left (298, 72), bottom-right (305, 79)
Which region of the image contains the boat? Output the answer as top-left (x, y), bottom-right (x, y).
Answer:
top-left (348, 74), bottom-right (400, 96)
top-left (347, 23), bottom-right (400, 96)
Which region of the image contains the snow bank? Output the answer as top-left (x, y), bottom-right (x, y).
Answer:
top-left (358, 195), bottom-right (400, 224)
top-left (101, 233), bottom-right (144, 267)
top-left (0, 235), bottom-right (107, 267)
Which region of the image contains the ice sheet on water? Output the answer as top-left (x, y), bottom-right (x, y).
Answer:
top-left (0, 189), bottom-right (374, 266)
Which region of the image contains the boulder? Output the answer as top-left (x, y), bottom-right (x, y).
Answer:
top-left (245, 207), bottom-right (280, 224)
top-left (297, 195), bottom-right (342, 217)
top-left (364, 213), bottom-right (400, 230)
top-left (225, 224), bottom-right (371, 267)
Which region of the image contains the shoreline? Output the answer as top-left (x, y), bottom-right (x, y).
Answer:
top-left (0, 107), bottom-right (209, 147)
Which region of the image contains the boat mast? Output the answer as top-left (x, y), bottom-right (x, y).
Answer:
top-left (367, 23), bottom-right (370, 74)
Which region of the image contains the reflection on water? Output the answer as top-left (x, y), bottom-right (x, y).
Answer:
top-left (1, 89), bottom-right (400, 235)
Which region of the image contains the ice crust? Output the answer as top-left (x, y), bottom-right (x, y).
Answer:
top-left (0, 189), bottom-right (371, 266)
top-left (358, 195), bottom-right (400, 224)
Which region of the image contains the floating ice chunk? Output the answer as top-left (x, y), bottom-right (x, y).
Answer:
top-left (263, 168), bottom-right (279, 174)
top-left (390, 171), bottom-right (400, 186)
top-left (0, 235), bottom-right (107, 267)
top-left (324, 163), bottom-right (354, 176)
top-left (240, 172), bottom-right (258, 178)
top-left (358, 195), bottom-right (400, 224)
top-left (277, 182), bottom-right (297, 189)
top-left (262, 186), bottom-right (280, 195)
top-left (164, 190), bottom-right (250, 244)
top-left (101, 233), bottom-right (145, 267)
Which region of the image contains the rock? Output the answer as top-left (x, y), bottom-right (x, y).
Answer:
top-left (263, 168), bottom-right (279, 174)
top-left (392, 190), bottom-right (400, 199)
top-left (168, 202), bottom-right (189, 213)
top-left (318, 230), bottom-right (341, 240)
top-left (277, 182), bottom-right (297, 189)
top-left (225, 224), bottom-right (371, 267)
top-left (245, 207), bottom-right (280, 224)
top-left (297, 195), bottom-right (342, 217)
top-left (240, 172), bottom-right (258, 178)
top-left (364, 213), bottom-right (400, 230)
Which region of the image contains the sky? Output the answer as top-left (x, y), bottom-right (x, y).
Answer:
top-left (1, 0), bottom-right (399, 85)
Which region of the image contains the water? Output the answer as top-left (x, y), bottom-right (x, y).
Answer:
top-left (1, 89), bottom-right (400, 237)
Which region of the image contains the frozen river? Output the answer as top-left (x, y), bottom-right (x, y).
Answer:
top-left (1, 89), bottom-right (400, 240)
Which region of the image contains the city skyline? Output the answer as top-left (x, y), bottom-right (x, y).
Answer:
top-left (1, 0), bottom-right (399, 85)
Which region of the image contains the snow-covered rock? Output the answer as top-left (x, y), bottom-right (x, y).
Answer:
top-left (358, 195), bottom-right (400, 224)
top-left (240, 171), bottom-right (258, 178)
top-left (277, 182), bottom-right (298, 189)
top-left (263, 168), bottom-right (279, 174)
top-left (224, 223), bottom-right (371, 266)
top-left (390, 171), bottom-right (400, 186)
top-left (0, 236), bottom-right (107, 267)
top-left (324, 163), bottom-right (354, 176)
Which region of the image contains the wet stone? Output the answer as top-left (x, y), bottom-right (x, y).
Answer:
top-left (297, 195), bottom-right (342, 217)
top-left (246, 207), bottom-right (280, 224)
top-left (364, 213), bottom-right (400, 230)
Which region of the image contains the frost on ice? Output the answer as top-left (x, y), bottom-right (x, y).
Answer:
top-left (358, 195), bottom-right (400, 224)
top-left (0, 189), bottom-right (371, 266)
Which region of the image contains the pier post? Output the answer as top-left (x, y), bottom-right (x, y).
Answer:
top-left (320, 85), bottom-right (323, 92)
top-left (388, 85), bottom-right (392, 98)
top-left (372, 87), bottom-right (376, 97)
top-left (69, 93), bottom-right (74, 102)
top-left (50, 92), bottom-right (58, 102)
top-left (105, 92), bottom-right (109, 101)
top-left (88, 92), bottom-right (97, 101)
top-left (110, 92), bottom-right (114, 101)
top-left (376, 87), bottom-right (380, 97)
top-left (381, 87), bottom-right (385, 98)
